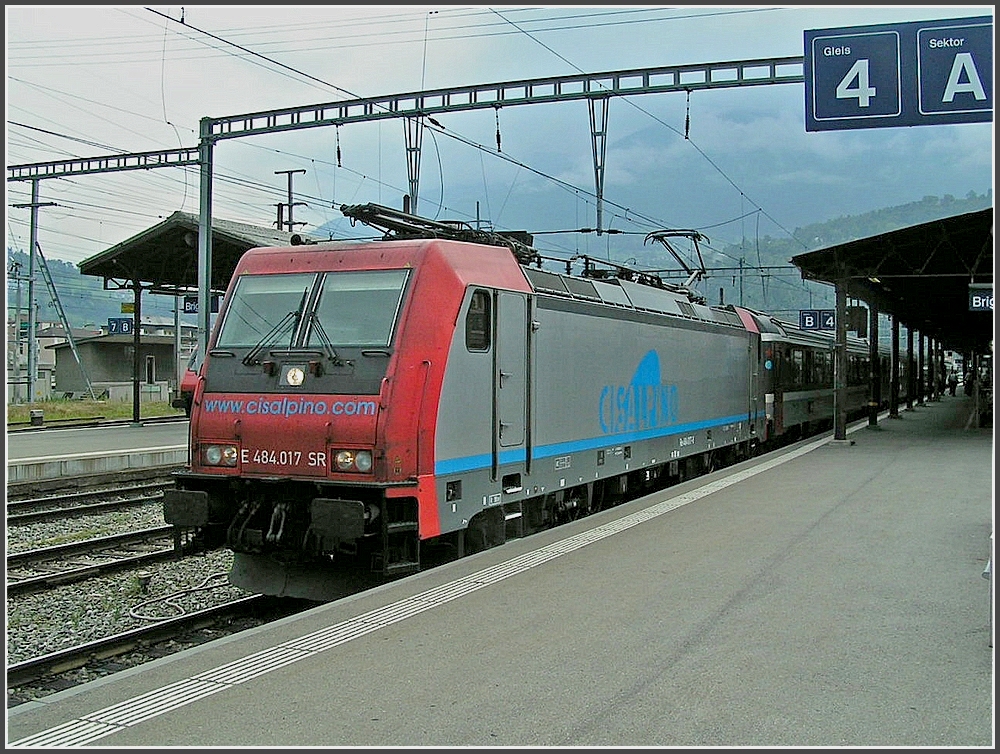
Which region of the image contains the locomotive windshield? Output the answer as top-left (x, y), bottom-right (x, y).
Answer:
top-left (216, 273), bottom-right (312, 349)
top-left (215, 269), bottom-right (410, 351)
top-left (307, 270), bottom-right (409, 347)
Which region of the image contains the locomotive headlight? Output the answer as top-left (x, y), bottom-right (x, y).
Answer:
top-left (202, 443), bottom-right (238, 467)
top-left (354, 450), bottom-right (373, 472)
top-left (334, 449), bottom-right (374, 473)
top-left (284, 366), bottom-right (306, 386)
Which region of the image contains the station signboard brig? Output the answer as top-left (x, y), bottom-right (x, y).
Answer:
top-left (183, 294), bottom-right (221, 314)
top-left (805, 15), bottom-right (992, 131)
top-left (969, 284), bottom-right (993, 312)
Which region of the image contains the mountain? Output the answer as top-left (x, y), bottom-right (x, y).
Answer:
top-left (684, 191), bottom-right (993, 317)
top-left (7, 191), bottom-right (992, 329)
top-left (5, 253), bottom-right (179, 329)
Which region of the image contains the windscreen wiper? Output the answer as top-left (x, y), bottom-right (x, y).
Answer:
top-left (241, 312), bottom-right (299, 366)
top-left (241, 289), bottom-right (308, 366)
top-left (305, 312), bottom-right (345, 366)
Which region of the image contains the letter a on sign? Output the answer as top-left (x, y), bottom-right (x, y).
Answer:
top-left (943, 52), bottom-right (987, 102)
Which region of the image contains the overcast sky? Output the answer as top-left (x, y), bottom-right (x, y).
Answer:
top-left (5, 4), bottom-right (994, 270)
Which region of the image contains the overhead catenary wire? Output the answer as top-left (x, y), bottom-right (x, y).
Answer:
top-left (488, 6), bottom-right (807, 251)
top-left (8, 8), bottom-right (779, 64)
top-left (7, 5), bottom-right (834, 276)
top-left (19, 6), bottom-right (791, 242)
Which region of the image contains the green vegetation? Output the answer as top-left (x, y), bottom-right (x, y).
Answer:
top-left (6, 399), bottom-right (184, 427)
top-left (6, 251), bottom-right (177, 329)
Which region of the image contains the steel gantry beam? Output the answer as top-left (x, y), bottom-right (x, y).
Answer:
top-left (6, 56), bottom-right (803, 185)
top-left (199, 55), bottom-right (802, 241)
top-left (6, 147), bottom-right (201, 182)
top-left (202, 57), bottom-right (804, 140)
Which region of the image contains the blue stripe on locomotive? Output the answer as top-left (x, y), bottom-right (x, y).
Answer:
top-left (434, 412), bottom-right (751, 475)
top-left (436, 348), bottom-right (753, 476)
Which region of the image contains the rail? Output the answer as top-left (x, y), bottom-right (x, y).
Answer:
top-left (6, 596), bottom-right (267, 687)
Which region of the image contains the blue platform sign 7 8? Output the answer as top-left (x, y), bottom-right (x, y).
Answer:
top-left (108, 317), bottom-right (133, 335)
top-left (805, 15), bottom-right (992, 131)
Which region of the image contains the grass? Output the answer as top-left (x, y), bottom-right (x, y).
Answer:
top-left (6, 398), bottom-right (185, 426)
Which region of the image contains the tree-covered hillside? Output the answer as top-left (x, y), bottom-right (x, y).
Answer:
top-left (6, 191), bottom-right (991, 328)
top-left (6, 252), bottom-right (178, 328)
top-left (693, 191), bottom-right (992, 317)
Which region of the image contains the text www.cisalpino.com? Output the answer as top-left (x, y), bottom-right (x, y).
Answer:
top-left (201, 397), bottom-right (377, 418)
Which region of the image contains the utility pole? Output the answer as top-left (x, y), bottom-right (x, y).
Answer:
top-left (738, 257), bottom-right (745, 306)
top-left (274, 169), bottom-right (307, 232)
top-left (9, 260), bottom-right (24, 402)
top-left (12, 180), bottom-right (56, 402)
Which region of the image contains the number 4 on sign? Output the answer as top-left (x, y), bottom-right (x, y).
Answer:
top-left (837, 59), bottom-right (877, 107)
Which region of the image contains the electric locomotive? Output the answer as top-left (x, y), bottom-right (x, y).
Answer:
top-left (164, 204), bottom-right (784, 599)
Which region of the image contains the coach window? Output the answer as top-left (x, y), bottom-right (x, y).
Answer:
top-left (791, 348), bottom-right (805, 387)
top-left (466, 289), bottom-right (491, 351)
top-left (816, 350), bottom-right (832, 385)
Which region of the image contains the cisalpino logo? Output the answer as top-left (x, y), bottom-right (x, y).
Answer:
top-left (599, 350), bottom-right (679, 434)
top-left (201, 396), bottom-right (377, 418)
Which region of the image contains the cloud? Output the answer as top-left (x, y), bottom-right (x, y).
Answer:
top-left (7, 5), bottom-right (993, 264)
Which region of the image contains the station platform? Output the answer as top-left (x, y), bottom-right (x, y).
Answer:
top-left (6, 394), bottom-right (993, 747)
top-left (6, 420), bottom-right (189, 485)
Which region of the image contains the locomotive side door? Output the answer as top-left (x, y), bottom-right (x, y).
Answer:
top-left (493, 291), bottom-right (527, 478)
top-left (749, 332), bottom-right (761, 432)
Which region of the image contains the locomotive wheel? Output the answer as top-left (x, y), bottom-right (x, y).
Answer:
top-left (552, 487), bottom-right (588, 524)
top-left (589, 481), bottom-right (607, 514)
top-left (465, 519), bottom-right (487, 554)
top-left (465, 507), bottom-right (506, 555)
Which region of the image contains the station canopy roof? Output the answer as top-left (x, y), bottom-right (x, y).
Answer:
top-left (790, 208), bottom-right (993, 355)
top-left (78, 210), bottom-right (314, 295)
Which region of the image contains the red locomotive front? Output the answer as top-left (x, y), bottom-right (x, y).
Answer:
top-left (164, 237), bottom-right (530, 597)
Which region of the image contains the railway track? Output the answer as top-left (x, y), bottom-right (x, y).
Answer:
top-left (6, 526), bottom-right (187, 596)
top-left (6, 481), bottom-right (174, 525)
top-left (6, 594), bottom-right (311, 689)
top-left (6, 465), bottom-right (182, 506)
